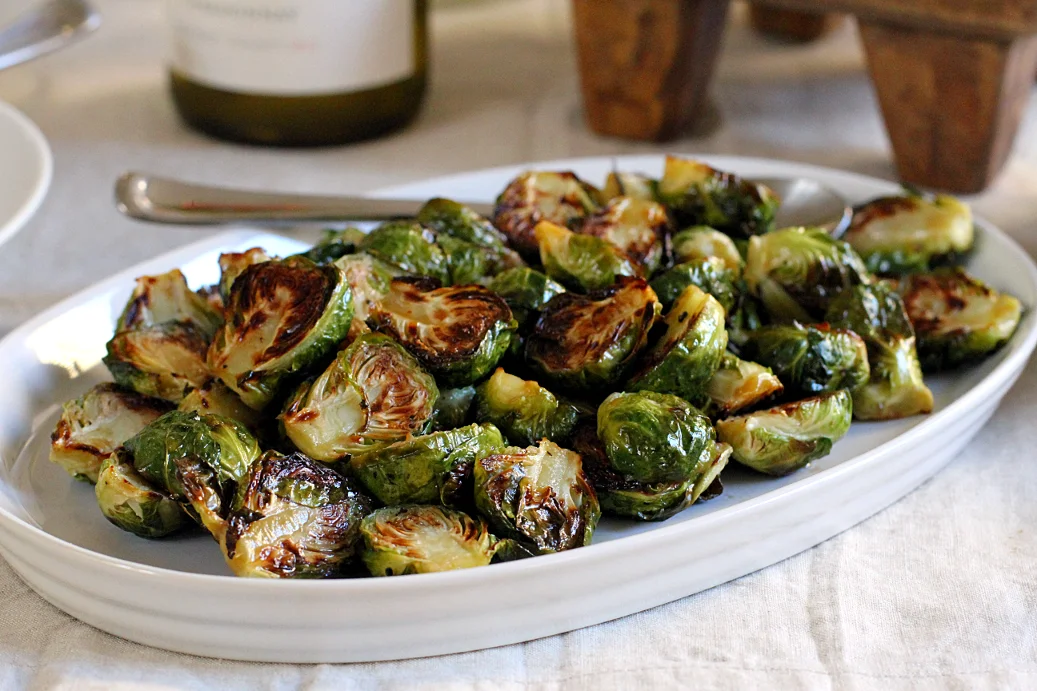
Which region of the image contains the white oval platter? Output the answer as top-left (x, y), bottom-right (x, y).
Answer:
top-left (0, 100), bottom-right (52, 249)
top-left (0, 155), bottom-right (1033, 663)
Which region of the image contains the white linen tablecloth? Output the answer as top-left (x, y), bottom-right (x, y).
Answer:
top-left (0, 1), bottom-right (1035, 688)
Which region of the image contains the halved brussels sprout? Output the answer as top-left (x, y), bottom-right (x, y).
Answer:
top-left (743, 323), bottom-right (870, 396)
top-left (825, 283), bottom-right (933, 420)
top-left (104, 321), bottom-right (213, 402)
top-left (601, 171), bottom-right (657, 202)
top-left (333, 252), bottom-right (403, 323)
top-left (657, 156), bottom-right (779, 238)
top-left (50, 383), bottom-right (172, 483)
top-left (744, 226), bottom-right (872, 322)
top-left (671, 226), bottom-right (745, 273)
top-left (474, 439), bottom-right (599, 553)
top-left (417, 197), bottom-right (510, 248)
top-left (430, 386), bottom-right (477, 431)
top-left (123, 410), bottom-right (261, 528)
top-left (368, 277), bottom-right (515, 387)
top-left (116, 269), bottom-right (223, 337)
top-left (716, 389), bottom-right (853, 476)
top-left (282, 333), bottom-right (439, 461)
top-left (221, 451), bottom-right (374, 578)
top-left (597, 390), bottom-right (715, 484)
top-left (197, 284), bottom-right (224, 315)
top-left (845, 193), bottom-right (974, 274)
top-left (437, 234), bottom-right (520, 286)
top-left (95, 448), bottom-right (189, 539)
top-left (526, 276), bottom-right (659, 393)
top-left (578, 197), bottom-right (669, 274)
top-left (899, 268), bottom-right (1023, 371)
top-left (487, 267), bottom-right (566, 328)
top-left (219, 248), bottom-right (272, 303)
top-left (473, 368), bottom-right (579, 446)
top-left (349, 423), bottom-right (505, 506)
top-left (650, 257), bottom-right (739, 313)
top-left (726, 293), bottom-right (766, 349)
top-left (361, 505), bottom-right (505, 576)
top-left (178, 379), bottom-right (262, 431)
top-left (358, 221), bottom-right (451, 284)
top-left (627, 285), bottom-right (728, 403)
top-left (705, 352), bottom-right (784, 417)
top-left (208, 256), bottom-right (355, 411)
top-left (493, 171), bottom-right (600, 258)
top-left (297, 228), bottom-right (366, 265)
top-left (534, 220), bottom-right (640, 292)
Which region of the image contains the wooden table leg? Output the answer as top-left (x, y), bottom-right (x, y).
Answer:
top-left (571, 0), bottom-right (731, 141)
top-left (860, 21), bottom-right (1037, 193)
top-left (748, 3), bottom-right (835, 43)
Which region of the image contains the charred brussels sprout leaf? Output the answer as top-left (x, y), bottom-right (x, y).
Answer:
top-left (650, 258), bottom-right (739, 313)
top-left (744, 226), bottom-right (872, 322)
top-left (358, 221), bottom-right (451, 284)
top-left (208, 256), bottom-right (355, 411)
top-left (361, 505), bottom-right (505, 576)
top-left (705, 353), bottom-right (784, 418)
top-left (826, 283), bottom-right (933, 420)
top-left (282, 333), bottom-right (439, 461)
top-left (297, 227), bottom-right (366, 265)
top-left (222, 451), bottom-right (374, 578)
top-left (333, 252), bottom-right (403, 323)
top-left (601, 171), bottom-right (658, 202)
top-left (349, 423), bottom-right (505, 506)
top-left (116, 269), bottom-right (223, 337)
top-left (50, 383), bottom-right (172, 483)
top-left (535, 220), bottom-right (640, 292)
top-left (597, 391), bottom-right (715, 485)
top-left (178, 379), bottom-right (262, 432)
top-left (436, 234), bottom-right (518, 286)
top-left (487, 267), bottom-right (566, 328)
top-left (219, 248), bottom-right (272, 303)
top-left (900, 268), bottom-right (1022, 371)
top-left (368, 278), bottom-right (516, 387)
top-left (473, 368), bottom-right (579, 446)
top-left (627, 285), bottom-right (728, 404)
top-left (418, 197), bottom-right (509, 248)
top-left (657, 156), bottom-right (779, 238)
top-left (671, 226), bottom-right (745, 273)
top-left (845, 193), bottom-right (974, 274)
top-left (493, 171), bottom-right (600, 258)
top-left (743, 323), bottom-right (870, 396)
top-left (104, 321), bottom-right (213, 402)
top-left (526, 276), bottom-right (659, 393)
top-left (430, 386), bottom-right (477, 431)
top-left (95, 448), bottom-right (189, 538)
top-left (578, 196), bottom-right (669, 274)
top-left (474, 439), bottom-right (599, 553)
top-left (716, 390), bottom-right (853, 476)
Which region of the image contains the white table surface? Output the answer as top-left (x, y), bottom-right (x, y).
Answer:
top-left (1, 1), bottom-right (1036, 689)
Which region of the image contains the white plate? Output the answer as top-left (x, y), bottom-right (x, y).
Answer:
top-left (0, 155), bottom-right (1033, 663)
top-left (0, 101), bottom-right (52, 248)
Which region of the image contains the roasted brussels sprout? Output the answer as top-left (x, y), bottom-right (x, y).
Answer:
top-left (845, 193), bottom-right (974, 274)
top-left (899, 268), bottom-right (1023, 371)
top-left (430, 386), bottom-right (477, 431)
top-left (705, 352), bottom-right (784, 417)
top-left (219, 248), bottom-right (272, 303)
top-left (95, 448), bottom-right (189, 538)
top-left (601, 171), bottom-right (657, 202)
top-left (657, 156), bottom-right (779, 238)
top-left (282, 333), bottom-right (439, 461)
top-left (526, 276), bottom-right (659, 393)
top-left (436, 234), bottom-right (520, 286)
top-left (825, 283), bottom-right (933, 420)
top-left (221, 451), bottom-right (373, 578)
top-left (473, 368), bottom-right (579, 446)
top-left (178, 379), bottom-right (262, 431)
top-left (50, 383), bottom-right (172, 483)
top-left (104, 320), bottom-right (213, 402)
top-left (333, 252), bottom-right (402, 323)
top-left (671, 226), bottom-right (745, 273)
top-left (208, 256), bottom-right (355, 411)
top-left (361, 505), bottom-right (505, 576)
top-left (742, 323), bottom-right (870, 396)
top-left (358, 221), bottom-right (451, 284)
top-left (349, 423), bottom-right (505, 506)
top-left (726, 293), bottom-right (766, 349)
top-left (493, 171), bottom-right (600, 258)
top-left (578, 196), bottom-right (669, 274)
top-left (474, 439), bottom-right (599, 553)
top-left (716, 389), bottom-right (853, 476)
top-left (650, 257), bottom-right (739, 313)
top-left (534, 220), bottom-right (640, 292)
top-left (297, 227), bottom-right (366, 265)
top-left (417, 197), bottom-right (510, 248)
top-left (627, 285), bottom-right (728, 404)
top-left (368, 277), bottom-right (515, 387)
top-left (597, 391), bottom-right (715, 484)
top-left (123, 410), bottom-right (261, 527)
top-left (487, 267), bottom-right (566, 327)
top-left (744, 226), bottom-right (871, 322)
top-left (116, 269), bottom-right (223, 337)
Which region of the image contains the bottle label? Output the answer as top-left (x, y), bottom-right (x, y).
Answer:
top-left (168, 1), bottom-right (415, 96)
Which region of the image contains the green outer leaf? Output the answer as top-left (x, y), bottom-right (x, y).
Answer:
top-left (537, 222), bottom-right (639, 292)
top-left (650, 258), bottom-right (738, 313)
top-left (417, 197), bottom-right (509, 249)
top-left (657, 157), bottom-right (779, 238)
top-left (473, 369), bottom-right (580, 447)
top-left (95, 449), bottom-right (189, 539)
top-left (671, 226), bottom-right (745, 273)
top-left (488, 267), bottom-right (566, 328)
top-left (104, 320), bottom-right (212, 403)
top-left (296, 227), bottom-right (367, 265)
top-left (430, 386), bottom-right (478, 431)
top-left (359, 221), bottom-right (451, 284)
top-left (743, 324), bottom-right (871, 395)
